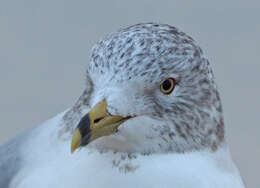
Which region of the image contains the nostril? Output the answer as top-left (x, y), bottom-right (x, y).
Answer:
top-left (94, 117), bottom-right (104, 124)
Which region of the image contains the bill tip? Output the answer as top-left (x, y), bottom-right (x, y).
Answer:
top-left (71, 129), bottom-right (82, 154)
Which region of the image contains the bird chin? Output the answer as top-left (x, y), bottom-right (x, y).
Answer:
top-left (87, 116), bottom-right (165, 153)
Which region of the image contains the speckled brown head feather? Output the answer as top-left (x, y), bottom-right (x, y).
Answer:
top-left (62, 23), bottom-right (225, 154)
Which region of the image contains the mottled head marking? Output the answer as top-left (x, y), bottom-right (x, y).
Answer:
top-left (88, 23), bottom-right (204, 83)
top-left (63, 23), bottom-right (225, 153)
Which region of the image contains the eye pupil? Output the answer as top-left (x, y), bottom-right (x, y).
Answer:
top-left (162, 80), bottom-right (172, 90)
top-left (160, 78), bottom-right (176, 95)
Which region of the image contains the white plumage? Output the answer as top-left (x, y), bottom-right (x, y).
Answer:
top-left (10, 112), bottom-right (243, 188)
top-left (0, 23), bottom-right (245, 188)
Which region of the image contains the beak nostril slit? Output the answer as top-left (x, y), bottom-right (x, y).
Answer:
top-left (94, 117), bottom-right (104, 124)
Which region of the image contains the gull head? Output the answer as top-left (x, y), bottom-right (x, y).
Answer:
top-left (69, 23), bottom-right (225, 154)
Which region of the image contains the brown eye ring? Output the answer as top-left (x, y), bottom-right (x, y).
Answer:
top-left (160, 78), bottom-right (176, 95)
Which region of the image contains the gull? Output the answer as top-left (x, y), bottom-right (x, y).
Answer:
top-left (0, 23), bottom-right (245, 188)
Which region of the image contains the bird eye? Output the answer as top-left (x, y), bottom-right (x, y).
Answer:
top-left (160, 78), bottom-right (176, 95)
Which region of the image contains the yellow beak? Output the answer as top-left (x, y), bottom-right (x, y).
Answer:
top-left (71, 100), bottom-right (131, 153)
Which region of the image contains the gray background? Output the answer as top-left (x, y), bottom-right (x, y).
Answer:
top-left (0, 0), bottom-right (259, 187)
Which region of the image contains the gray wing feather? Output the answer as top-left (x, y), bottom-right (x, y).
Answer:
top-left (0, 129), bottom-right (31, 188)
